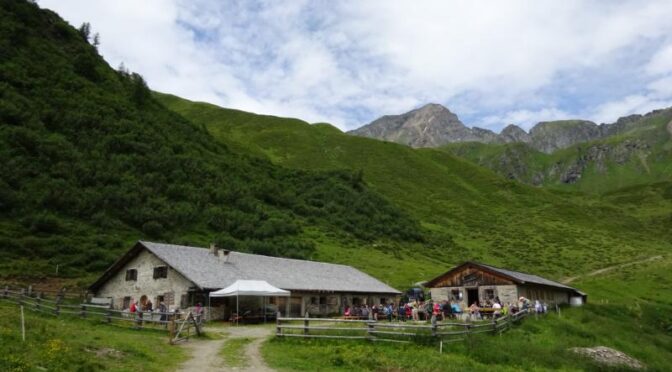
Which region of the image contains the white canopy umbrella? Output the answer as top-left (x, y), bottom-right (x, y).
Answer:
top-left (209, 280), bottom-right (290, 324)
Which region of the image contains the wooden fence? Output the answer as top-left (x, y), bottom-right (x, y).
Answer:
top-left (276, 309), bottom-right (530, 344)
top-left (1, 286), bottom-right (201, 343)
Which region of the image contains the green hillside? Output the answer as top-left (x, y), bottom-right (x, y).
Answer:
top-left (156, 93), bottom-right (672, 284)
top-left (442, 111), bottom-right (672, 193)
top-left (0, 0), bottom-right (424, 284)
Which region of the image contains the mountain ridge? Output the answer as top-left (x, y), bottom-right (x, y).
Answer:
top-left (350, 103), bottom-right (671, 154)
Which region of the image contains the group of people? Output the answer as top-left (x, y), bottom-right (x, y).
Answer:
top-left (343, 296), bottom-right (549, 322)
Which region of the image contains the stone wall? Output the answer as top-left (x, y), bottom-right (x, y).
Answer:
top-left (431, 285), bottom-right (518, 307)
top-left (96, 249), bottom-right (194, 311)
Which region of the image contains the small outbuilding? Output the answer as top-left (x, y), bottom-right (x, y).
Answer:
top-left (89, 241), bottom-right (400, 319)
top-left (425, 261), bottom-right (586, 307)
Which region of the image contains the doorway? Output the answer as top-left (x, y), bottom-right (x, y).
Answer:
top-left (467, 288), bottom-right (479, 306)
top-left (289, 296), bottom-right (302, 317)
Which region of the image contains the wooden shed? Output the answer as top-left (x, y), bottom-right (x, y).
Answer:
top-left (425, 262), bottom-right (586, 307)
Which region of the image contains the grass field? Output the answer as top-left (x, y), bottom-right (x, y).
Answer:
top-left (0, 302), bottom-right (187, 371)
top-left (261, 257), bottom-right (672, 371)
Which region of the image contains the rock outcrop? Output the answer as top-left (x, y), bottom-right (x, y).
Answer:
top-left (569, 346), bottom-right (644, 370)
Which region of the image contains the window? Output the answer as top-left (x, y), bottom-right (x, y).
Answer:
top-left (125, 269), bottom-right (137, 281)
top-left (310, 297), bottom-right (318, 305)
top-left (153, 266), bottom-right (168, 279)
top-left (484, 289), bottom-right (495, 300)
top-left (319, 296), bottom-right (327, 305)
top-left (451, 289), bottom-right (462, 300)
top-left (122, 296), bottom-right (131, 309)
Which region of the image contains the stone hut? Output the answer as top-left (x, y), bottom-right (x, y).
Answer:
top-left (89, 241), bottom-right (400, 319)
top-left (425, 261), bottom-right (586, 307)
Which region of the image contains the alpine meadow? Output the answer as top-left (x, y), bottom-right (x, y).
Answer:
top-left (1, 1), bottom-right (671, 371)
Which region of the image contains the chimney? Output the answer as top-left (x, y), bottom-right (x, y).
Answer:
top-left (209, 243), bottom-right (218, 256)
top-left (219, 249), bottom-right (231, 263)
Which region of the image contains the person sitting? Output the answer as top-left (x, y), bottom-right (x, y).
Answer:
top-left (469, 302), bottom-right (481, 320)
top-left (344, 305), bottom-right (351, 317)
top-left (492, 301), bottom-right (502, 318)
top-left (451, 301), bottom-right (462, 319)
top-left (361, 305), bottom-right (369, 319)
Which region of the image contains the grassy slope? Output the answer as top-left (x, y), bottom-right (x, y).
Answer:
top-left (261, 257), bottom-right (672, 371)
top-left (0, 302), bottom-right (187, 371)
top-left (0, 1), bottom-right (424, 285)
top-left (442, 112), bottom-right (672, 193)
top-left (156, 93), bottom-right (672, 288)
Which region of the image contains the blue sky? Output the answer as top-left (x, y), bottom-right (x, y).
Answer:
top-left (42, 0), bottom-right (672, 132)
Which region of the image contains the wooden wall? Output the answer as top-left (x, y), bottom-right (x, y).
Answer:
top-left (430, 265), bottom-right (515, 288)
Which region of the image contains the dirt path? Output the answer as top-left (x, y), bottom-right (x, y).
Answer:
top-left (562, 255), bottom-right (663, 284)
top-left (177, 325), bottom-right (274, 372)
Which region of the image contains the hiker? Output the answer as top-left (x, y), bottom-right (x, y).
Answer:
top-left (194, 302), bottom-right (203, 324)
top-left (383, 303), bottom-right (392, 322)
top-left (432, 301), bottom-right (441, 321)
top-left (397, 302), bottom-right (406, 322)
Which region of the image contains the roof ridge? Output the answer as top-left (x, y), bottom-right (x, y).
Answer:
top-left (140, 240), bottom-right (355, 269)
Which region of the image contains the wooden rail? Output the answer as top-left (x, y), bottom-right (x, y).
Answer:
top-left (1, 287), bottom-right (201, 343)
top-left (276, 309), bottom-right (530, 344)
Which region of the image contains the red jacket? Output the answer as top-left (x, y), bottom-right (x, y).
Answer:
top-left (130, 303), bottom-right (136, 313)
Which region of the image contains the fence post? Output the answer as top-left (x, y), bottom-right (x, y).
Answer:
top-left (54, 291), bottom-right (62, 316)
top-left (27, 285), bottom-right (32, 297)
top-left (492, 316), bottom-right (497, 333)
top-left (303, 312), bottom-right (309, 335)
top-left (106, 304), bottom-right (112, 323)
top-left (36, 293), bottom-right (41, 312)
top-left (431, 314), bottom-right (437, 337)
top-left (276, 312), bottom-right (281, 336)
top-left (367, 321), bottom-right (375, 341)
top-left (81, 304), bottom-right (87, 319)
top-left (3, 286), bottom-right (7, 299)
top-left (168, 319), bottom-right (176, 345)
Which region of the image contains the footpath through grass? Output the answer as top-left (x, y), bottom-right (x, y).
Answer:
top-left (0, 302), bottom-right (187, 371)
top-left (219, 337), bottom-right (253, 368)
top-left (262, 257), bottom-right (672, 371)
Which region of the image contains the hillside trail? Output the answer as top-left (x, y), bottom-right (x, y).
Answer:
top-left (561, 255), bottom-right (663, 284)
top-left (177, 324), bottom-right (274, 372)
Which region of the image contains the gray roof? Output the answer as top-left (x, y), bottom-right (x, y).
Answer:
top-left (426, 261), bottom-right (582, 294)
top-left (139, 241), bottom-right (400, 294)
top-left (475, 262), bottom-right (577, 291)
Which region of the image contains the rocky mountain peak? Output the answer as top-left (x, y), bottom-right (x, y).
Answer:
top-left (349, 103), bottom-right (497, 148)
top-left (499, 124), bottom-right (531, 143)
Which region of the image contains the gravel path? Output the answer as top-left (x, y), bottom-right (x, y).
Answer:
top-left (562, 255), bottom-right (663, 284)
top-left (177, 324), bottom-right (275, 372)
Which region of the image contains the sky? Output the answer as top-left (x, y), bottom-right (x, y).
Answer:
top-left (41, 0), bottom-right (672, 132)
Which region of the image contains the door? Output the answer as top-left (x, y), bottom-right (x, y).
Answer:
top-left (289, 296), bottom-right (302, 317)
top-left (467, 288), bottom-right (479, 306)
top-left (277, 297), bottom-right (288, 317)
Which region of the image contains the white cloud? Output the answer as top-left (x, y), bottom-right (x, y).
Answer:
top-left (39, 0), bottom-right (672, 131)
